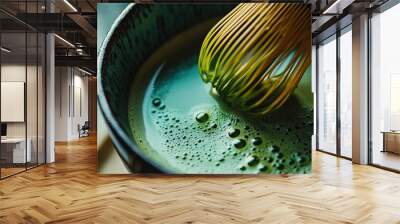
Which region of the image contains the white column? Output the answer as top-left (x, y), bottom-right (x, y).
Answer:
top-left (352, 14), bottom-right (369, 164)
top-left (45, 1), bottom-right (55, 163)
top-left (46, 33), bottom-right (55, 163)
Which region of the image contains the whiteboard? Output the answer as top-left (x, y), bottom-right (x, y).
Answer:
top-left (1, 82), bottom-right (25, 122)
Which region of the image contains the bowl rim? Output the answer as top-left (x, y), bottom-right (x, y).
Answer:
top-left (97, 3), bottom-right (176, 174)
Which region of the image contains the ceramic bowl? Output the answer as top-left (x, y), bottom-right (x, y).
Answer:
top-left (98, 4), bottom-right (233, 173)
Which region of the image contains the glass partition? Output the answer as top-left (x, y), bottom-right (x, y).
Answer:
top-left (371, 3), bottom-right (400, 171)
top-left (38, 32), bottom-right (46, 165)
top-left (0, 1), bottom-right (46, 179)
top-left (1, 30), bottom-right (28, 177)
top-left (339, 27), bottom-right (352, 158)
top-left (27, 30), bottom-right (38, 169)
top-left (316, 25), bottom-right (354, 160)
top-left (317, 35), bottom-right (337, 154)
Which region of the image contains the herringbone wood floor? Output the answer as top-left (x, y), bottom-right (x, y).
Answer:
top-left (1, 135), bottom-right (400, 224)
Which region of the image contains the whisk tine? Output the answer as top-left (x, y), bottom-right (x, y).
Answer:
top-left (199, 3), bottom-right (311, 115)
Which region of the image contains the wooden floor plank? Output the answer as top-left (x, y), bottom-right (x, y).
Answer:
top-left (0, 135), bottom-right (400, 223)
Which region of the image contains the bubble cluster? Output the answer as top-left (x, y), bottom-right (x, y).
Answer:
top-left (138, 96), bottom-right (313, 174)
top-left (129, 61), bottom-right (312, 175)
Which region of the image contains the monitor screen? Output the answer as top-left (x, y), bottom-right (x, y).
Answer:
top-left (1, 123), bottom-right (7, 137)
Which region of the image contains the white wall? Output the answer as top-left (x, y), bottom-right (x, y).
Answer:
top-left (55, 66), bottom-right (69, 141)
top-left (1, 63), bottom-right (46, 164)
top-left (54, 66), bottom-right (89, 141)
top-left (1, 64), bottom-right (41, 137)
top-left (72, 73), bottom-right (89, 138)
top-left (1, 65), bottom-right (27, 140)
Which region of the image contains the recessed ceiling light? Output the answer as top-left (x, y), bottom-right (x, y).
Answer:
top-left (323, 0), bottom-right (354, 15)
top-left (54, 34), bottom-right (75, 48)
top-left (63, 0), bottom-right (78, 12)
top-left (78, 67), bottom-right (93, 76)
top-left (1, 47), bottom-right (11, 53)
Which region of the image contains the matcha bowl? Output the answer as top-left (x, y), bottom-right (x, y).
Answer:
top-left (98, 4), bottom-right (313, 174)
top-left (98, 4), bottom-right (234, 173)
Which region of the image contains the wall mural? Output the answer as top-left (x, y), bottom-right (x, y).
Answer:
top-left (97, 3), bottom-right (313, 174)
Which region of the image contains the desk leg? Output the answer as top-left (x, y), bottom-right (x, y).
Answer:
top-left (382, 133), bottom-right (386, 153)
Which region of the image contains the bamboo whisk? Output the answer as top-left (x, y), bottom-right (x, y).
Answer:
top-left (198, 3), bottom-right (311, 115)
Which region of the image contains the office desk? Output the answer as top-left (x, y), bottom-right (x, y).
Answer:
top-left (1, 138), bottom-right (31, 164)
top-left (382, 131), bottom-right (400, 154)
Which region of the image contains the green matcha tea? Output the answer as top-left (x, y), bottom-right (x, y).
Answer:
top-left (128, 20), bottom-right (313, 174)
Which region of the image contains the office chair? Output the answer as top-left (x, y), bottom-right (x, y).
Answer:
top-left (79, 121), bottom-right (90, 138)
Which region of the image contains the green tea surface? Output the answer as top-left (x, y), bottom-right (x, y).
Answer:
top-left (128, 21), bottom-right (313, 174)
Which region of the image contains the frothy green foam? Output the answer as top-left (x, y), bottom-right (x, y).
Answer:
top-left (128, 20), bottom-right (312, 174)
